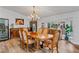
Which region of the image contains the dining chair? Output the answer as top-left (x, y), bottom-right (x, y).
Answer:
top-left (42, 28), bottom-right (49, 47)
top-left (49, 29), bottom-right (60, 53)
top-left (19, 28), bottom-right (36, 52)
top-left (38, 28), bottom-right (48, 37)
top-left (19, 28), bottom-right (25, 49)
top-left (37, 28), bottom-right (49, 49)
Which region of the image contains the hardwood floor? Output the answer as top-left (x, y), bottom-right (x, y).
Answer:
top-left (0, 38), bottom-right (79, 53)
top-left (58, 40), bottom-right (79, 53)
top-left (0, 38), bottom-right (26, 53)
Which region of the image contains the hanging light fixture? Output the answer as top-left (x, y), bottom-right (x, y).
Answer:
top-left (29, 6), bottom-right (40, 21)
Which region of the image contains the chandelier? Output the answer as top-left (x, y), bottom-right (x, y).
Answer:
top-left (30, 6), bottom-right (40, 21)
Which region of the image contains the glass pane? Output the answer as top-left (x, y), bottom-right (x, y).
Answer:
top-left (0, 18), bottom-right (9, 40)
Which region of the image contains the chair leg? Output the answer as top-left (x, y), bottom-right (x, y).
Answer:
top-left (21, 41), bottom-right (25, 49)
top-left (26, 43), bottom-right (29, 52)
top-left (57, 44), bottom-right (59, 53)
top-left (36, 40), bottom-right (40, 50)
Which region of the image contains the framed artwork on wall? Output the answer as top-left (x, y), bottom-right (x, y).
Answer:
top-left (0, 18), bottom-right (9, 40)
top-left (16, 18), bottom-right (24, 25)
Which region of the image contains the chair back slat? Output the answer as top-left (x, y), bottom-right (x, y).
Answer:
top-left (19, 28), bottom-right (28, 50)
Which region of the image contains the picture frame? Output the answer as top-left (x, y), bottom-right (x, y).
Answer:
top-left (0, 18), bottom-right (9, 40)
top-left (16, 18), bottom-right (24, 25)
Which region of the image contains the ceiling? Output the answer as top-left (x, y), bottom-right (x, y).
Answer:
top-left (2, 6), bottom-right (79, 18)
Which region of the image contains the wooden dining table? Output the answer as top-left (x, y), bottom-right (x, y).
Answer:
top-left (28, 32), bottom-right (53, 51)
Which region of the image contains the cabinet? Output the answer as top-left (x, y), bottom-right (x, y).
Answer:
top-left (30, 20), bottom-right (37, 32)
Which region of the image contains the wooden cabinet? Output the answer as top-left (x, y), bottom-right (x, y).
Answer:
top-left (30, 20), bottom-right (37, 32)
top-left (10, 28), bottom-right (20, 38)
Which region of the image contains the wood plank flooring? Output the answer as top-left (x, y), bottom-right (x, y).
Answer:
top-left (0, 38), bottom-right (79, 53)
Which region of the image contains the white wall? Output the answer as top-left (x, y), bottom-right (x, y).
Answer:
top-left (0, 7), bottom-right (31, 28)
top-left (0, 7), bottom-right (79, 44)
top-left (39, 11), bottom-right (79, 45)
top-left (0, 7), bottom-right (31, 38)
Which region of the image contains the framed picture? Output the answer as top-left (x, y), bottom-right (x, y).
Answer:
top-left (0, 18), bottom-right (9, 40)
top-left (16, 18), bottom-right (24, 25)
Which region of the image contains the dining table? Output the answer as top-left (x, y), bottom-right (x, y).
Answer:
top-left (28, 32), bottom-right (53, 50)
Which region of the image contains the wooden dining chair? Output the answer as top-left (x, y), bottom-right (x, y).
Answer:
top-left (37, 28), bottom-right (49, 49)
top-left (19, 28), bottom-right (36, 52)
top-left (19, 28), bottom-right (25, 49)
top-left (39, 28), bottom-right (48, 34)
top-left (42, 28), bottom-right (49, 47)
top-left (49, 29), bottom-right (60, 53)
